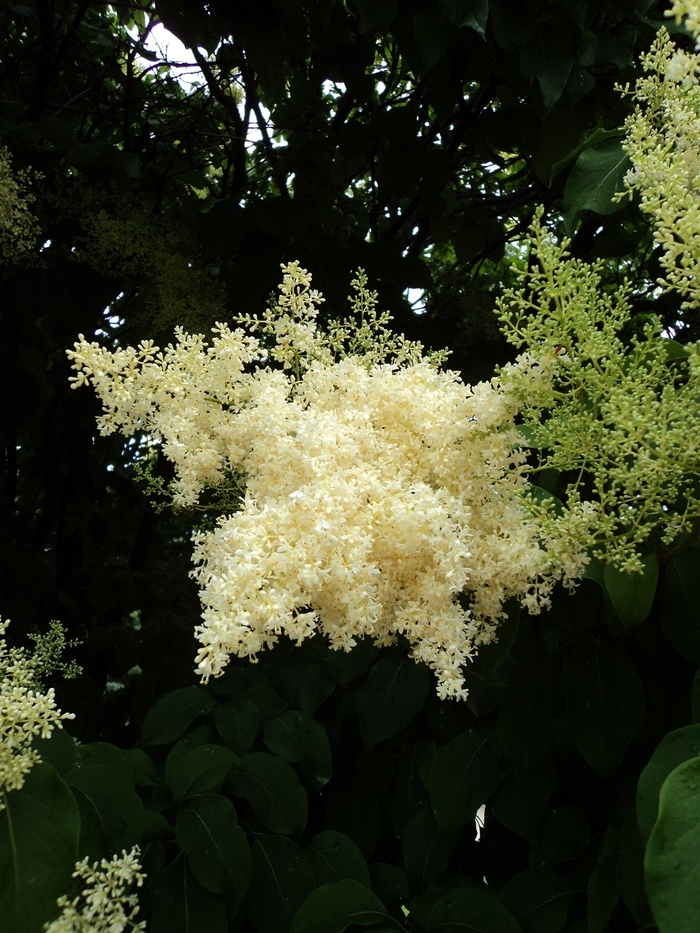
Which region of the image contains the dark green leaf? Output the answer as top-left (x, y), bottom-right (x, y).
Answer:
top-left (440, 0), bottom-right (489, 35)
top-left (429, 732), bottom-right (501, 834)
top-left (176, 793), bottom-right (251, 909)
top-left (637, 725), bottom-right (700, 845)
top-left (587, 864), bottom-right (619, 933)
top-left (122, 748), bottom-right (156, 786)
top-left (64, 742), bottom-right (145, 859)
top-left (662, 551), bottom-right (700, 665)
top-left (305, 830), bottom-right (370, 887)
top-left (491, 755), bottom-right (557, 841)
top-left (426, 887), bottom-right (523, 933)
top-left (645, 755), bottom-right (700, 933)
top-left (31, 726), bottom-right (79, 776)
top-left (497, 657), bottom-right (561, 769)
top-left (215, 699), bottom-right (259, 755)
top-left (617, 810), bottom-right (653, 927)
top-left (604, 555), bottom-right (659, 628)
top-left (149, 862), bottom-right (228, 933)
top-left (498, 872), bottom-right (573, 933)
top-left (264, 711), bottom-right (332, 789)
top-left (0, 764), bottom-right (79, 933)
top-left (370, 862), bottom-right (410, 905)
top-left (529, 807), bottom-right (589, 870)
top-left (325, 773), bottom-right (381, 858)
top-left (357, 656), bottom-right (430, 750)
top-left (563, 140), bottom-right (630, 220)
top-left (169, 744), bottom-right (237, 803)
top-left (143, 687), bottom-right (215, 746)
top-left (248, 835), bottom-right (315, 933)
top-left (521, 24), bottom-right (574, 114)
top-left (229, 752), bottom-right (308, 835)
top-left (290, 880), bottom-right (390, 933)
top-left (564, 642), bottom-right (644, 777)
top-left (402, 807), bottom-right (450, 886)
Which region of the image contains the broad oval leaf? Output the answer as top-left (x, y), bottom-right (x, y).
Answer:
top-left (176, 793), bottom-right (251, 909)
top-left (662, 550), bottom-right (700, 665)
top-left (429, 732), bottom-right (501, 834)
top-left (290, 879), bottom-right (390, 933)
top-left (305, 830), bottom-right (370, 887)
top-left (563, 139), bottom-right (630, 220)
top-left (249, 835), bottom-right (315, 933)
top-left (143, 687), bottom-right (214, 746)
top-left (637, 724), bottom-right (700, 845)
top-left (264, 710), bottom-right (332, 789)
top-left (645, 755), bottom-right (700, 933)
top-left (426, 886), bottom-right (523, 933)
top-left (215, 698), bottom-right (259, 755)
top-left (499, 871), bottom-right (573, 933)
top-left (564, 641), bottom-right (644, 777)
top-left (604, 555), bottom-right (658, 628)
top-left (357, 656), bottom-right (430, 751)
top-left (0, 763), bottom-right (80, 933)
top-left (169, 744), bottom-right (236, 802)
top-left (149, 862), bottom-right (228, 933)
top-left (229, 752), bottom-right (308, 835)
top-left (401, 807), bottom-right (450, 886)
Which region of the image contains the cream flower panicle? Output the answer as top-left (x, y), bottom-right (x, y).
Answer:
top-left (0, 619), bottom-right (76, 806)
top-left (44, 847), bottom-right (146, 933)
top-left (68, 263), bottom-right (583, 700)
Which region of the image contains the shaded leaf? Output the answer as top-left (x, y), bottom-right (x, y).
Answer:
top-left (264, 710), bottom-right (332, 789)
top-left (149, 861), bottom-right (227, 933)
top-left (143, 687), bottom-right (214, 746)
top-left (290, 879), bottom-right (390, 933)
top-left (215, 699), bottom-right (259, 755)
top-left (229, 752), bottom-right (308, 835)
top-left (357, 656), bottom-right (430, 751)
top-left (429, 732), bottom-right (501, 834)
top-left (305, 830), bottom-right (370, 887)
top-left (499, 871), bottom-right (573, 933)
top-left (637, 725), bottom-right (700, 845)
top-left (604, 555), bottom-right (658, 628)
top-left (169, 744), bottom-right (237, 803)
top-left (248, 835), bottom-right (315, 933)
top-left (401, 807), bottom-right (450, 886)
top-left (426, 886), bottom-right (523, 933)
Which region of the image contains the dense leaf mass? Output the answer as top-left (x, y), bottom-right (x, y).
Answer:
top-left (2, 1), bottom-right (700, 932)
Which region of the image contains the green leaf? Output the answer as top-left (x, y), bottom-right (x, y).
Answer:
top-left (401, 807), bottom-right (450, 886)
top-left (426, 887), bottom-right (523, 933)
top-left (440, 0), bottom-right (489, 36)
top-left (229, 752), bottom-right (308, 835)
top-left (564, 642), bottom-right (645, 777)
top-left (143, 687), bottom-right (215, 745)
top-left (215, 699), bottom-right (259, 755)
top-left (31, 726), bottom-right (79, 776)
top-left (498, 871), bottom-right (573, 933)
top-left (470, 600), bottom-right (520, 677)
top-left (357, 656), bottom-right (430, 751)
top-left (248, 835), bottom-right (316, 933)
top-left (662, 551), bottom-right (700, 665)
top-left (587, 863), bottom-right (619, 933)
top-left (521, 24), bottom-right (574, 114)
top-left (64, 742), bottom-right (145, 859)
top-left (325, 773), bottom-right (381, 858)
top-left (370, 862), bottom-right (410, 905)
top-left (169, 744), bottom-right (237, 803)
top-left (604, 555), bottom-right (659, 628)
top-left (324, 639), bottom-right (379, 684)
top-left (497, 656), bottom-right (562, 769)
top-left (637, 725), bottom-right (700, 845)
top-left (149, 862), bottom-right (228, 933)
top-left (176, 793), bottom-right (251, 909)
top-left (617, 810), bottom-right (654, 927)
top-left (563, 140), bottom-right (630, 221)
top-left (429, 732), bottom-right (501, 834)
top-left (264, 710), bottom-right (332, 789)
top-left (290, 880), bottom-right (390, 933)
top-left (165, 726), bottom-right (217, 784)
top-left (491, 754), bottom-right (557, 842)
top-left (0, 763), bottom-right (80, 933)
top-left (122, 748), bottom-right (156, 786)
top-left (305, 830), bottom-right (370, 887)
top-left (529, 807), bottom-right (589, 870)
top-left (693, 669), bottom-right (700, 723)
top-left (645, 755), bottom-right (700, 933)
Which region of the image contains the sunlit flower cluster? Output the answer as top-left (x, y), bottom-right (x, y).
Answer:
top-left (44, 847), bottom-right (146, 933)
top-left (0, 145), bottom-right (41, 262)
top-left (620, 2), bottom-right (700, 309)
top-left (68, 264), bottom-right (584, 699)
top-left (497, 209), bottom-right (700, 572)
top-left (0, 619), bottom-right (75, 806)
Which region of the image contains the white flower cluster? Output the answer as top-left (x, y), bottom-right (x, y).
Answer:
top-left (0, 619), bottom-right (75, 806)
top-left (68, 264), bottom-right (584, 699)
top-left (620, 2), bottom-right (700, 309)
top-left (44, 847), bottom-right (146, 933)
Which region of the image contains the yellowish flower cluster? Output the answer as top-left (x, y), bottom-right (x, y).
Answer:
top-left (0, 146), bottom-right (41, 262)
top-left (0, 619), bottom-right (75, 806)
top-left (68, 264), bottom-right (584, 699)
top-left (620, 3), bottom-right (700, 309)
top-left (497, 209), bottom-right (700, 572)
top-left (44, 847), bottom-right (146, 933)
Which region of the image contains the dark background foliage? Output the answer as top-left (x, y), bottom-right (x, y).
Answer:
top-left (2, 1), bottom-right (700, 931)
